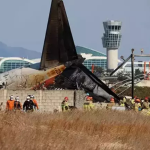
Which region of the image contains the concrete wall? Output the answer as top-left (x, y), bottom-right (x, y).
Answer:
top-left (0, 90), bottom-right (86, 112)
top-left (74, 90), bottom-right (85, 109)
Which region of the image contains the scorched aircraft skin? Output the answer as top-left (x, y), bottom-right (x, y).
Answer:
top-left (0, 0), bottom-right (120, 101)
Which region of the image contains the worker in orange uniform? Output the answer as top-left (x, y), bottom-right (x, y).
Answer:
top-left (106, 97), bottom-right (115, 110)
top-left (134, 98), bottom-right (141, 112)
top-left (30, 95), bottom-right (39, 110)
top-left (6, 95), bottom-right (15, 111)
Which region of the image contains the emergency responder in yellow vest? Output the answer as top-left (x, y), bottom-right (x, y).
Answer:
top-left (141, 97), bottom-right (150, 115)
top-left (119, 97), bottom-right (126, 107)
top-left (142, 97), bottom-right (149, 109)
top-left (61, 97), bottom-right (70, 112)
top-left (83, 96), bottom-right (94, 111)
top-left (123, 97), bottom-right (126, 103)
top-left (131, 96), bottom-right (136, 105)
top-left (134, 98), bottom-right (141, 112)
top-left (106, 97), bottom-right (115, 110)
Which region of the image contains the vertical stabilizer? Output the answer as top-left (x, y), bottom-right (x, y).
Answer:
top-left (40, 0), bottom-right (78, 69)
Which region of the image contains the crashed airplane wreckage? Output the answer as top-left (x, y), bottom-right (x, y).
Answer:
top-left (40, 0), bottom-right (119, 102)
top-left (0, 0), bottom-right (120, 102)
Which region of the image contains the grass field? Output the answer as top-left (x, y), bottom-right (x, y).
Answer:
top-left (0, 110), bottom-right (150, 150)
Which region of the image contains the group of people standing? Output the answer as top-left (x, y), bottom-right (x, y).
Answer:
top-left (132, 96), bottom-right (150, 114)
top-left (61, 94), bottom-right (95, 112)
top-left (118, 96), bottom-right (150, 115)
top-left (82, 93), bottom-right (150, 114)
top-left (6, 95), bottom-right (39, 112)
top-left (6, 92), bottom-right (150, 114)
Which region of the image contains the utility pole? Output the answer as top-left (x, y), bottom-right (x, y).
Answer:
top-left (131, 49), bottom-right (134, 99)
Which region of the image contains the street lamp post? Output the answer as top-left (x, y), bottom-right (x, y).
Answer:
top-left (131, 49), bottom-right (134, 99)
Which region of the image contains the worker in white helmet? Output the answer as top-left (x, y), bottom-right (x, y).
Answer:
top-left (23, 96), bottom-right (35, 112)
top-left (14, 96), bottom-right (22, 111)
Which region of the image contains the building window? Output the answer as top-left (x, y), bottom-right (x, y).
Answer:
top-left (0, 60), bottom-right (32, 73)
top-left (108, 26), bottom-right (111, 30)
top-left (115, 26), bottom-right (118, 30)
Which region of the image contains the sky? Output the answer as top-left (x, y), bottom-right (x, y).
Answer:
top-left (0, 0), bottom-right (150, 60)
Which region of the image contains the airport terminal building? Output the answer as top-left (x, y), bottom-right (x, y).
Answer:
top-left (76, 46), bottom-right (107, 71)
top-left (0, 47), bottom-right (109, 73)
top-left (0, 57), bottom-right (35, 73)
top-left (0, 48), bottom-right (147, 74)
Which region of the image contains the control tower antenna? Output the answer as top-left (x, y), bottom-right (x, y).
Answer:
top-left (102, 20), bottom-right (122, 71)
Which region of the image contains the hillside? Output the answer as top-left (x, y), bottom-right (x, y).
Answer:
top-left (0, 42), bottom-right (41, 59)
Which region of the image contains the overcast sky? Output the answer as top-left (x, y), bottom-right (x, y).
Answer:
top-left (0, 0), bottom-right (150, 59)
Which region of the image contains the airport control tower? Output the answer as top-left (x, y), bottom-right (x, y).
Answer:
top-left (102, 20), bottom-right (122, 71)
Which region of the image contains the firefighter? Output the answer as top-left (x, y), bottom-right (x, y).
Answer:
top-left (106, 97), bottom-right (115, 110)
top-left (141, 97), bottom-right (150, 115)
top-left (23, 96), bottom-right (35, 112)
top-left (131, 96), bottom-right (136, 105)
top-left (134, 98), bottom-right (141, 112)
top-left (83, 96), bottom-right (94, 111)
top-left (6, 95), bottom-right (15, 111)
top-left (84, 93), bottom-right (89, 101)
top-left (14, 96), bottom-right (22, 111)
top-left (30, 95), bottom-right (39, 110)
top-left (142, 97), bottom-right (149, 109)
top-left (61, 97), bottom-right (70, 112)
top-left (119, 97), bottom-right (125, 107)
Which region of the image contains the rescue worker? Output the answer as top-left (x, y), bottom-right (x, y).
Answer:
top-left (131, 96), bottom-right (136, 105)
top-left (14, 96), bottom-right (22, 111)
top-left (124, 98), bottom-right (133, 110)
top-left (6, 95), bottom-right (15, 111)
top-left (83, 96), bottom-right (94, 111)
top-left (119, 97), bottom-right (125, 107)
top-left (123, 97), bottom-right (127, 103)
top-left (30, 95), bottom-right (39, 110)
top-left (134, 98), bottom-right (141, 112)
top-left (23, 96), bottom-right (35, 112)
top-left (142, 97), bottom-right (149, 109)
top-left (61, 97), bottom-right (70, 112)
top-left (141, 97), bottom-right (150, 115)
top-left (106, 97), bottom-right (115, 110)
top-left (141, 98), bottom-right (145, 104)
top-left (84, 93), bottom-right (89, 101)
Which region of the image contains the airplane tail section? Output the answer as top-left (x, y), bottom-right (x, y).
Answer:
top-left (39, 0), bottom-right (120, 101)
top-left (40, 0), bottom-right (78, 69)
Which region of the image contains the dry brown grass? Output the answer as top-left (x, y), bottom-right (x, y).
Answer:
top-left (0, 110), bottom-right (150, 150)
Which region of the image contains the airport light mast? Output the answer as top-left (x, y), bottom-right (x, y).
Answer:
top-left (102, 20), bottom-right (122, 71)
